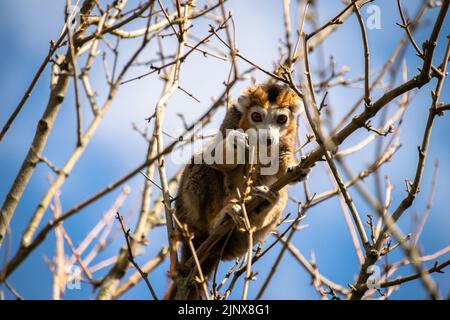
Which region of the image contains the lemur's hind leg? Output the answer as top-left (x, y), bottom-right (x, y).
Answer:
top-left (251, 185), bottom-right (280, 214)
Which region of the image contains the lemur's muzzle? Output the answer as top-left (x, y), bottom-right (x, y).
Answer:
top-left (259, 127), bottom-right (280, 148)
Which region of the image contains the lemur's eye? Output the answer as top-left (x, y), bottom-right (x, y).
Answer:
top-left (277, 114), bottom-right (288, 124)
top-left (251, 112), bottom-right (263, 122)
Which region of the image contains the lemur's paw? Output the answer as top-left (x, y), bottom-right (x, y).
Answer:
top-left (226, 130), bottom-right (249, 151)
top-left (252, 185), bottom-right (279, 204)
top-left (211, 202), bottom-right (244, 231)
top-left (287, 165), bottom-right (311, 183)
top-left (225, 202), bottom-right (245, 230)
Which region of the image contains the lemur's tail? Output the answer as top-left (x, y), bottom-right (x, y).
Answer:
top-left (163, 241), bottom-right (220, 300)
top-left (163, 281), bottom-right (201, 300)
top-left (163, 282), bottom-right (176, 300)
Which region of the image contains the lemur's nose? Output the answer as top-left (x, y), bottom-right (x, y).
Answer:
top-left (266, 137), bottom-right (272, 146)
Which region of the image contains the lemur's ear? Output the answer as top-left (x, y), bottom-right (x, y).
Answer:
top-left (290, 98), bottom-right (303, 115)
top-left (235, 94), bottom-right (251, 113)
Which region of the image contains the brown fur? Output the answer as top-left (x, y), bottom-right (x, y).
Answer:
top-left (166, 83), bottom-right (302, 299)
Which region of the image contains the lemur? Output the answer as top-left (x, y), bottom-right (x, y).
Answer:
top-left (166, 83), bottom-right (310, 299)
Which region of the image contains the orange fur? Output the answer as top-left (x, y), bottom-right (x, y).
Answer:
top-left (244, 83), bottom-right (299, 112)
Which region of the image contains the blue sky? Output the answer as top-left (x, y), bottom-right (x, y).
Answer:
top-left (0, 0), bottom-right (449, 299)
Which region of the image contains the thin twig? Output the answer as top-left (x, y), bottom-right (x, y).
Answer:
top-left (116, 212), bottom-right (158, 300)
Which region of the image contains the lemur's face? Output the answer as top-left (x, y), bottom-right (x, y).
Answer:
top-left (236, 84), bottom-right (299, 149)
top-left (244, 105), bottom-right (290, 147)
